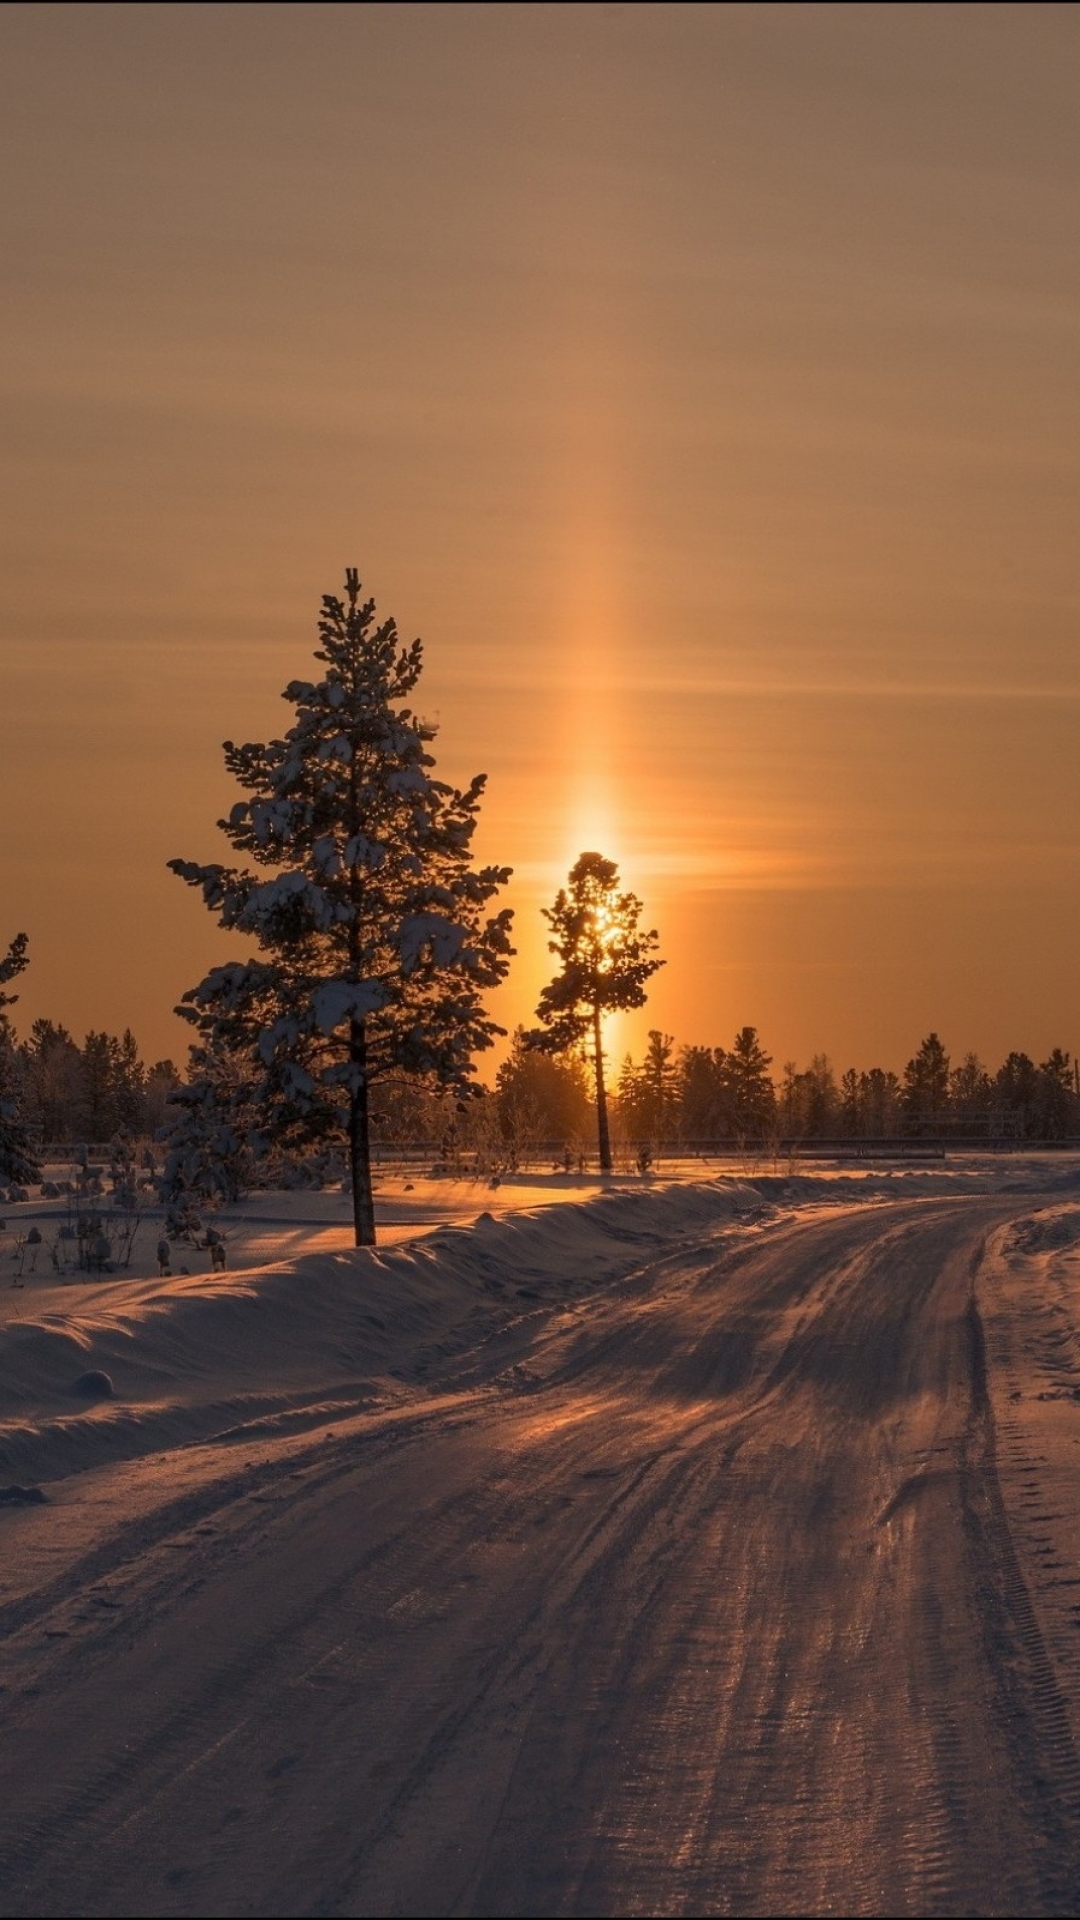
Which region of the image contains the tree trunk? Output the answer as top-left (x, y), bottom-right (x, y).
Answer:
top-left (348, 1016), bottom-right (376, 1246)
top-left (593, 1003), bottom-right (613, 1174)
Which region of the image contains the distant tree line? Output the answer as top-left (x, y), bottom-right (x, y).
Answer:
top-left (484, 1026), bottom-right (1080, 1153)
top-left (0, 1005), bottom-right (180, 1155)
top-left (609, 1028), bottom-right (1079, 1146)
top-left (4, 986), bottom-right (1078, 1196)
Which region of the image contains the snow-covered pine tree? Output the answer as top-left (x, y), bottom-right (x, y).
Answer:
top-left (169, 568), bottom-right (514, 1246)
top-left (159, 1030), bottom-right (259, 1207)
top-left (0, 934), bottom-right (41, 1186)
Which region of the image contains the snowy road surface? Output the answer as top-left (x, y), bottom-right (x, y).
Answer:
top-left (4, 1185), bottom-right (1080, 1915)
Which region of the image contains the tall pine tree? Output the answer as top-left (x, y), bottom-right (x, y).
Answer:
top-left (170, 569), bottom-right (514, 1245)
top-left (528, 852), bottom-right (663, 1173)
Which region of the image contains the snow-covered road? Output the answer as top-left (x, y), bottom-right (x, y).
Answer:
top-left (4, 1185), bottom-right (1080, 1915)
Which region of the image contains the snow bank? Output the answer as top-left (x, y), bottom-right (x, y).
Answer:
top-left (0, 1178), bottom-right (770, 1487)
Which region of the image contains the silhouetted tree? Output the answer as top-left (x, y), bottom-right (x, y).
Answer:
top-left (777, 1060), bottom-right (801, 1137)
top-left (619, 1030), bottom-right (678, 1144)
top-left (528, 852), bottom-right (663, 1173)
top-left (859, 1066), bottom-right (902, 1137)
top-left (23, 1020), bottom-right (82, 1142)
top-left (641, 1030), bottom-right (679, 1139)
top-left (787, 1054), bottom-right (838, 1138)
top-left (0, 935), bottom-right (27, 1031)
top-left (79, 1031), bottom-right (122, 1141)
top-left (0, 934), bottom-right (39, 1185)
top-left (902, 1033), bottom-right (950, 1135)
top-left (111, 1029), bottom-right (147, 1135)
top-left (949, 1052), bottom-right (994, 1136)
top-left (839, 1067), bottom-right (861, 1138)
top-left (723, 1027), bottom-right (775, 1139)
top-left (786, 1059), bottom-right (898, 1139)
top-left (1036, 1049), bottom-right (1077, 1139)
top-left (169, 568), bottom-right (514, 1245)
top-left (144, 1059), bottom-right (183, 1138)
top-left (995, 1051), bottom-right (1040, 1140)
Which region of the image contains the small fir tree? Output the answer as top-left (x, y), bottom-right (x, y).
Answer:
top-left (159, 1031), bottom-right (260, 1206)
top-left (722, 1026), bottom-right (776, 1140)
top-left (0, 934), bottom-right (41, 1185)
top-left (528, 852), bottom-right (663, 1173)
top-left (640, 1029), bottom-right (679, 1142)
top-left (169, 568), bottom-right (514, 1245)
top-left (618, 1030), bottom-right (678, 1146)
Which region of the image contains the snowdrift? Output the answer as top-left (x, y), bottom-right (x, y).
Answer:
top-left (0, 1179), bottom-right (769, 1487)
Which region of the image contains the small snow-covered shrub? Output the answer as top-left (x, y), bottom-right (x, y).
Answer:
top-left (165, 1200), bottom-right (204, 1244)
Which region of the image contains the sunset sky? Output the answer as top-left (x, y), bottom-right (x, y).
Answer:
top-left (3, 2), bottom-right (1080, 1078)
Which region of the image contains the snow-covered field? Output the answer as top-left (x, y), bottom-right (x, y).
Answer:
top-left (2, 1150), bottom-right (1071, 1287)
top-left (5, 1156), bottom-right (1080, 1915)
top-left (1, 1162), bottom-right (650, 1288)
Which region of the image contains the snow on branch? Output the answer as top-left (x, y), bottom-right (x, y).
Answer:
top-left (311, 978), bottom-right (388, 1034)
top-left (399, 914), bottom-right (468, 973)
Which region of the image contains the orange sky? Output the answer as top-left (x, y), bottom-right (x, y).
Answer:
top-left (3, 3), bottom-right (1080, 1079)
